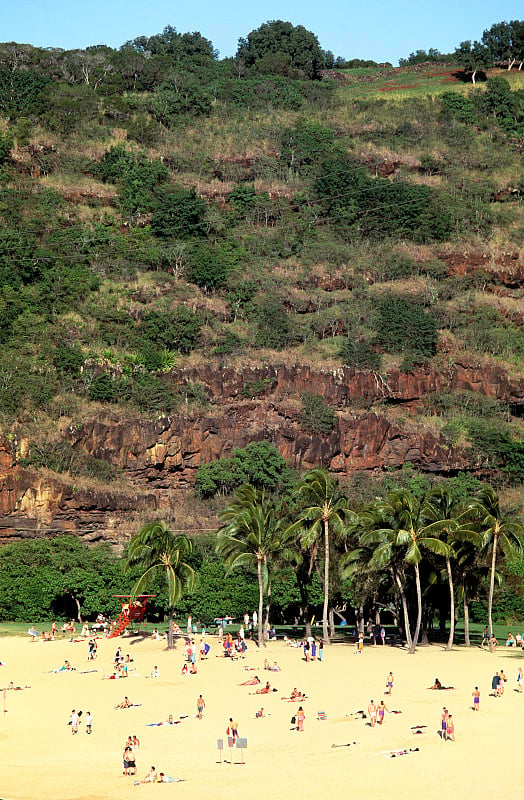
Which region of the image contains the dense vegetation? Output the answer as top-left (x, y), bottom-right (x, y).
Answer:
top-left (0, 19), bottom-right (522, 632)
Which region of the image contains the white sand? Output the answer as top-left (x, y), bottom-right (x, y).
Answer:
top-left (0, 631), bottom-right (522, 800)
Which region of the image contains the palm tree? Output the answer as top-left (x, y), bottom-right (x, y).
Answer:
top-left (466, 486), bottom-right (523, 652)
top-left (126, 522), bottom-right (196, 649)
top-left (424, 486), bottom-right (481, 650)
top-left (217, 485), bottom-right (289, 647)
top-left (294, 469), bottom-right (347, 645)
top-left (364, 490), bottom-right (451, 653)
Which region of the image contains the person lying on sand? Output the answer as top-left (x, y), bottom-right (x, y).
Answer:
top-left (428, 678), bottom-right (455, 690)
top-left (239, 675), bottom-right (260, 686)
top-left (1, 682), bottom-right (30, 691)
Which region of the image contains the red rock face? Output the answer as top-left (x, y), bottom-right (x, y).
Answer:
top-left (0, 362), bottom-right (521, 542)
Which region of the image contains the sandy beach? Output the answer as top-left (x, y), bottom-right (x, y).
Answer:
top-left (0, 630), bottom-right (522, 800)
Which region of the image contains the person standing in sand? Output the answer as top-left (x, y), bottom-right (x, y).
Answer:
top-left (296, 706), bottom-right (305, 731)
top-left (197, 694), bottom-right (205, 719)
top-left (386, 672), bottom-right (394, 695)
top-left (517, 667), bottom-right (523, 692)
top-left (85, 711), bottom-right (93, 733)
top-left (472, 687), bottom-right (480, 710)
top-left (445, 714), bottom-right (455, 741)
top-left (440, 707), bottom-right (448, 740)
top-left (368, 700), bottom-right (378, 727)
top-left (499, 669), bottom-right (507, 695)
top-left (70, 709), bottom-right (79, 734)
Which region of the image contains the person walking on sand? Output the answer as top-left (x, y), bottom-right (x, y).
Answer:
top-left (377, 700), bottom-right (388, 724)
top-left (296, 706), bottom-right (305, 731)
top-left (499, 669), bottom-right (507, 695)
top-left (492, 672), bottom-right (501, 697)
top-left (472, 687), bottom-right (480, 710)
top-left (386, 672), bottom-right (394, 695)
top-left (85, 711), bottom-right (93, 733)
top-left (445, 714), bottom-right (455, 741)
top-left (440, 707), bottom-right (448, 740)
top-left (227, 718), bottom-right (238, 741)
top-left (368, 700), bottom-right (378, 727)
top-left (197, 694), bottom-right (205, 719)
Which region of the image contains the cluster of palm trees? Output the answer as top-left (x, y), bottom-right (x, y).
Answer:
top-left (127, 470), bottom-right (522, 653)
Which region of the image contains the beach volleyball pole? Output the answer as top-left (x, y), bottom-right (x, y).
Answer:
top-left (216, 738), bottom-right (223, 763)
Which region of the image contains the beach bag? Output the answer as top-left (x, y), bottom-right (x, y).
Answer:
top-left (290, 716), bottom-right (296, 725)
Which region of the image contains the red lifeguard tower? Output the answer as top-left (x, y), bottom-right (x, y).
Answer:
top-left (108, 594), bottom-right (156, 638)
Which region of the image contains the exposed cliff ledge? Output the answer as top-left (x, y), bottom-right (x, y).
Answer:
top-left (67, 406), bottom-right (474, 493)
top-left (177, 361), bottom-right (524, 407)
top-left (0, 441), bottom-right (157, 545)
top-left (1, 360), bottom-right (521, 543)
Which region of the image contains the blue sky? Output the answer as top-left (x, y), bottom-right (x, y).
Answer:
top-left (2, 1), bottom-right (522, 65)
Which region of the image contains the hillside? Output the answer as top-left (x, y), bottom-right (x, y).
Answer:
top-left (0, 33), bottom-right (522, 544)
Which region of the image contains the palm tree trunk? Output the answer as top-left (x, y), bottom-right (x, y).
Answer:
top-left (322, 518), bottom-right (330, 645)
top-left (488, 533), bottom-right (498, 653)
top-left (463, 590), bottom-right (470, 647)
top-left (264, 580), bottom-right (271, 641)
top-left (445, 556), bottom-right (455, 651)
top-left (329, 607), bottom-right (335, 638)
top-left (168, 606), bottom-right (174, 650)
top-left (410, 563), bottom-right (422, 654)
top-left (257, 557), bottom-right (265, 648)
top-left (393, 570), bottom-right (412, 651)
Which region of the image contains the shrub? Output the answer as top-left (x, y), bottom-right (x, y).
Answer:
top-left (141, 306), bottom-right (202, 353)
top-left (280, 120), bottom-right (336, 171)
top-left (53, 343), bottom-right (84, 377)
top-left (299, 392), bottom-right (336, 434)
top-left (339, 337), bottom-right (381, 370)
top-left (195, 441), bottom-right (294, 498)
top-left (187, 242), bottom-right (240, 290)
top-left (213, 330), bottom-right (243, 356)
top-left (376, 294), bottom-right (438, 358)
top-left (88, 372), bottom-right (117, 402)
top-left (150, 187), bottom-right (208, 239)
top-left (253, 298), bottom-right (294, 350)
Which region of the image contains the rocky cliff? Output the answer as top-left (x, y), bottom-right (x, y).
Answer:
top-left (1, 361), bottom-right (521, 543)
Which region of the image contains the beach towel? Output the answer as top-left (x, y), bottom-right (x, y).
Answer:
top-left (317, 711), bottom-right (327, 721)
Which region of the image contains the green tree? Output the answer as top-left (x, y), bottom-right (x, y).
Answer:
top-left (423, 486), bottom-right (481, 650)
top-left (363, 490), bottom-right (451, 653)
top-left (454, 40), bottom-right (492, 84)
top-left (217, 485), bottom-right (289, 646)
top-left (237, 20), bottom-right (325, 79)
top-left (293, 469), bottom-right (347, 644)
top-left (126, 522), bottom-right (196, 649)
top-left (465, 486), bottom-right (523, 652)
